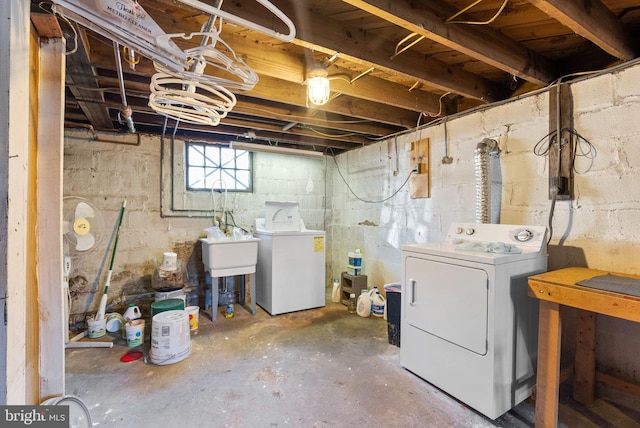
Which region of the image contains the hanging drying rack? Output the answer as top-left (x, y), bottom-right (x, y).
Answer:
top-left (52, 0), bottom-right (297, 127)
top-left (174, 0), bottom-right (296, 42)
top-left (148, 73), bottom-right (237, 125)
top-left (51, 0), bottom-right (187, 72)
top-left (155, 31), bottom-right (258, 91)
top-left (52, 0), bottom-right (295, 70)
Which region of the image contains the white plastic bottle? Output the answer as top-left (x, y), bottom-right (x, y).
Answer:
top-left (370, 288), bottom-right (386, 317)
top-left (356, 289), bottom-right (371, 317)
top-left (123, 304), bottom-right (141, 322)
top-left (331, 278), bottom-right (341, 303)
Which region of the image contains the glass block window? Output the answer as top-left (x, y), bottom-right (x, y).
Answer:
top-left (186, 142), bottom-right (252, 192)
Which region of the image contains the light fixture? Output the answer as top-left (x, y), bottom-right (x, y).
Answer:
top-left (230, 141), bottom-right (324, 159)
top-left (307, 64), bottom-right (330, 106)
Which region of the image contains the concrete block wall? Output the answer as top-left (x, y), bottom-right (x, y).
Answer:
top-left (330, 60), bottom-right (640, 388)
top-left (63, 130), bottom-right (327, 324)
top-left (63, 60), bottom-right (640, 389)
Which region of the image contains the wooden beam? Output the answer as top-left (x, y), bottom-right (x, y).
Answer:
top-left (86, 29), bottom-right (447, 117)
top-left (221, 33), bottom-right (446, 114)
top-left (528, 0), bottom-right (636, 60)
top-left (535, 300), bottom-right (562, 428)
top-left (236, 74), bottom-right (422, 128)
top-left (344, 0), bottom-right (556, 86)
top-left (231, 99), bottom-right (399, 137)
top-left (218, 0), bottom-right (503, 102)
top-left (30, 13), bottom-right (63, 39)
top-left (130, 111), bottom-right (361, 150)
top-left (2, 0), bottom-right (31, 404)
top-left (574, 309), bottom-right (596, 406)
top-left (36, 33), bottom-right (66, 401)
top-left (65, 27), bottom-right (114, 130)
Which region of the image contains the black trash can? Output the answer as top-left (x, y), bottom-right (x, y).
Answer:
top-left (384, 283), bottom-right (401, 347)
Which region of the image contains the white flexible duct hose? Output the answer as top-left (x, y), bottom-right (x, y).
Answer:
top-left (474, 138), bottom-right (499, 223)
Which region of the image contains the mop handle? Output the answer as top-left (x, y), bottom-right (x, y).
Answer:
top-left (96, 199), bottom-right (126, 320)
top-left (106, 199), bottom-right (127, 276)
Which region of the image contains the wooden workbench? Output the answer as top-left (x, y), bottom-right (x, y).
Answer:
top-left (528, 267), bottom-right (640, 428)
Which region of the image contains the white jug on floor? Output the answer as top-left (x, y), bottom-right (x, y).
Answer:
top-left (369, 288), bottom-right (385, 318)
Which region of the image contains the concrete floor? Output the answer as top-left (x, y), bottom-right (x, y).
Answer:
top-left (66, 298), bottom-right (640, 428)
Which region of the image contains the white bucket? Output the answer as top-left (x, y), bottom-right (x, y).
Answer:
top-left (87, 318), bottom-right (106, 338)
top-left (150, 310), bottom-right (191, 365)
top-left (185, 306), bottom-right (199, 331)
top-left (125, 319), bottom-right (145, 347)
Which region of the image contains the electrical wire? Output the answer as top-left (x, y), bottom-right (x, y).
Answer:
top-left (329, 148), bottom-right (414, 203)
top-left (305, 127), bottom-right (360, 138)
top-left (391, 33), bottom-right (426, 60)
top-left (55, 12), bottom-right (79, 55)
top-left (427, 92), bottom-right (452, 117)
top-left (533, 127), bottom-right (597, 174)
top-left (547, 189), bottom-right (558, 245)
top-left (446, 0), bottom-right (509, 25)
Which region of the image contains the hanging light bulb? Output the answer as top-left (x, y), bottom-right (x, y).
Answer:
top-left (307, 64), bottom-right (330, 106)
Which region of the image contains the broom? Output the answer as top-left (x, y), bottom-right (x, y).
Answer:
top-left (96, 199), bottom-right (126, 321)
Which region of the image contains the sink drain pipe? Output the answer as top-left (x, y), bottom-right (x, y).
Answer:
top-left (474, 138), bottom-right (500, 223)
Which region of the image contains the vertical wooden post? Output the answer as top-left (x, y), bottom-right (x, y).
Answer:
top-left (535, 300), bottom-right (562, 428)
top-left (548, 83), bottom-right (574, 200)
top-left (574, 310), bottom-right (596, 406)
top-left (1, 0), bottom-right (31, 404)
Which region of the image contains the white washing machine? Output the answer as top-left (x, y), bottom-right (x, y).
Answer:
top-left (401, 222), bottom-right (547, 419)
top-left (254, 218), bottom-right (326, 315)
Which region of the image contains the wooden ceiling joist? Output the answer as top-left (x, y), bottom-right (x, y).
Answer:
top-left (527, 0), bottom-right (637, 60)
top-left (343, 0), bottom-right (557, 86)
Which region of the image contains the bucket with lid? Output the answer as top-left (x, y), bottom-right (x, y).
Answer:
top-left (151, 298), bottom-right (184, 317)
top-left (150, 310), bottom-right (191, 365)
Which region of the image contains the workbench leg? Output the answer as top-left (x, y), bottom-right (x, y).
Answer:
top-left (535, 300), bottom-right (562, 428)
top-left (574, 309), bottom-right (596, 406)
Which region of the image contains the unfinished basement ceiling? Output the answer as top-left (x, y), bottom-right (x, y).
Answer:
top-left (33, 0), bottom-right (640, 155)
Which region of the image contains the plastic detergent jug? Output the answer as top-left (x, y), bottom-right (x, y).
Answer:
top-left (356, 289), bottom-right (371, 317)
top-left (369, 287), bottom-right (385, 317)
top-left (123, 304), bottom-right (141, 322)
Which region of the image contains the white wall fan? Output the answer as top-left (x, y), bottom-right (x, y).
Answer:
top-left (62, 197), bottom-right (107, 347)
top-left (63, 197), bottom-right (104, 254)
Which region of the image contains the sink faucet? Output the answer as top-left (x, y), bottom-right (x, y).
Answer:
top-left (211, 179), bottom-right (228, 233)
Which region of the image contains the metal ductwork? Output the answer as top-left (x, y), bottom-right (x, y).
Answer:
top-left (474, 138), bottom-right (500, 223)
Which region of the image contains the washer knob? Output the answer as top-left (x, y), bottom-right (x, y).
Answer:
top-left (465, 227), bottom-right (475, 235)
top-left (455, 227), bottom-right (464, 234)
top-left (516, 229), bottom-right (533, 242)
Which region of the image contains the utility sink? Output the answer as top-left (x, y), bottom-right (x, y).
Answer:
top-left (199, 237), bottom-right (260, 276)
top-left (200, 237), bottom-right (260, 322)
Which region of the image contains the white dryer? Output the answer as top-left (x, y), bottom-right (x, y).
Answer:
top-left (401, 222), bottom-right (547, 419)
